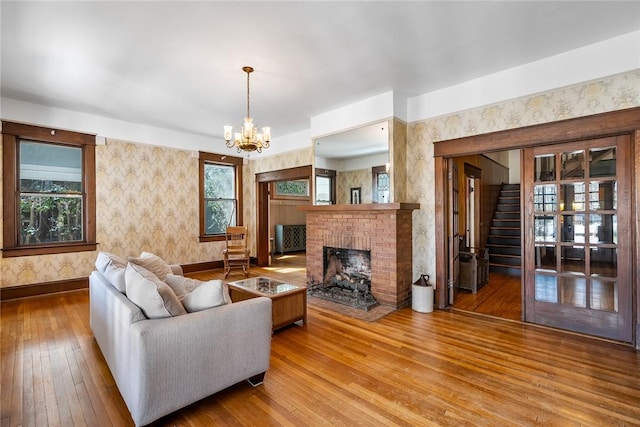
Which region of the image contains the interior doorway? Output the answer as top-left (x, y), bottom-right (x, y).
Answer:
top-left (255, 165), bottom-right (313, 267)
top-left (434, 108), bottom-right (638, 346)
top-left (448, 151), bottom-right (523, 321)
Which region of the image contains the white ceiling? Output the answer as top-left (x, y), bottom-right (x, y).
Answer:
top-left (2, 1), bottom-right (639, 149)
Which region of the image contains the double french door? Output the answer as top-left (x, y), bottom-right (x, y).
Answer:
top-left (523, 135), bottom-right (632, 342)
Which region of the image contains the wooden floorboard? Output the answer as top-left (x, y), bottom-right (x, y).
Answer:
top-left (453, 273), bottom-right (523, 321)
top-left (2, 255), bottom-right (639, 426)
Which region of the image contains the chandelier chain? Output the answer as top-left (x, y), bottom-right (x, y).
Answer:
top-left (246, 70), bottom-right (251, 119)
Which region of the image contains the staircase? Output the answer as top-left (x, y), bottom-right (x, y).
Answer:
top-left (487, 183), bottom-right (521, 276)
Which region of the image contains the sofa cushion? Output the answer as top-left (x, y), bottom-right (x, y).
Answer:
top-left (125, 263), bottom-right (186, 319)
top-left (128, 252), bottom-right (173, 281)
top-left (95, 251), bottom-right (128, 293)
top-left (164, 275), bottom-right (231, 312)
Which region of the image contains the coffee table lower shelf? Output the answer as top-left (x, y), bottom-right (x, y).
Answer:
top-left (227, 277), bottom-right (307, 331)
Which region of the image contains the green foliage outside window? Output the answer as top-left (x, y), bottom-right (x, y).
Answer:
top-left (19, 141), bottom-right (84, 244)
top-left (274, 180), bottom-right (309, 197)
top-left (20, 194), bottom-right (83, 244)
top-left (204, 163), bottom-right (236, 235)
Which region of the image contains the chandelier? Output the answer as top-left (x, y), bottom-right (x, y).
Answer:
top-left (224, 66), bottom-right (271, 153)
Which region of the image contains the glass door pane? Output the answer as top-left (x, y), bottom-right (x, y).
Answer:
top-left (589, 146), bottom-right (616, 177)
top-left (589, 180), bottom-right (616, 210)
top-left (561, 150), bottom-right (585, 179)
top-left (525, 135), bottom-right (631, 342)
top-left (534, 154), bottom-right (555, 181)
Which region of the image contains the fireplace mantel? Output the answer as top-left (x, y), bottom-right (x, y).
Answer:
top-left (298, 203), bottom-right (420, 213)
top-left (299, 202), bottom-right (420, 308)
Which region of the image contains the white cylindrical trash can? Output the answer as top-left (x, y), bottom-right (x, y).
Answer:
top-left (412, 284), bottom-right (434, 313)
top-left (412, 274), bottom-right (434, 313)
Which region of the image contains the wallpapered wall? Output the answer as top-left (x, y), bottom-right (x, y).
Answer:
top-left (1, 139), bottom-right (231, 287)
top-left (408, 71), bottom-right (640, 283)
top-left (1, 71), bottom-right (638, 288)
top-left (391, 118), bottom-right (408, 203)
top-left (336, 169), bottom-right (372, 204)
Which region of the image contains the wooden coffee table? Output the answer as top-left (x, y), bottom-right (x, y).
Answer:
top-left (227, 277), bottom-right (307, 331)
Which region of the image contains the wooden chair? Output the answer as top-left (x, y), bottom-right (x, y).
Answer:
top-left (223, 226), bottom-right (250, 278)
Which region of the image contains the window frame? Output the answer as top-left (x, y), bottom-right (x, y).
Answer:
top-left (371, 165), bottom-right (390, 203)
top-left (198, 151), bottom-right (243, 242)
top-left (315, 168), bottom-right (336, 205)
top-left (2, 121), bottom-right (97, 257)
top-left (270, 179), bottom-right (311, 201)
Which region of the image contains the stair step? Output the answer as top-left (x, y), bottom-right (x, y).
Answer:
top-left (496, 204), bottom-right (521, 212)
top-left (486, 244), bottom-right (521, 256)
top-left (502, 184), bottom-right (521, 191)
top-left (492, 219), bottom-right (521, 228)
top-left (498, 195), bottom-right (520, 204)
top-left (487, 236), bottom-right (521, 246)
top-left (493, 211), bottom-right (521, 220)
top-left (489, 227), bottom-right (520, 236)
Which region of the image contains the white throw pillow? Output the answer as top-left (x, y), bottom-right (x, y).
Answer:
top-left (95, 251), bottom-right (128, 293)
top-left (125, 263), bottom-right (186, 319)
top-left (164, 275), bottom-right (230, 312)
top-left (128, 252), bottom-right (173, 281)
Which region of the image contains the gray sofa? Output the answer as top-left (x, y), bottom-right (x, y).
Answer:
top-left (89, 261), bottom-right (272, 426)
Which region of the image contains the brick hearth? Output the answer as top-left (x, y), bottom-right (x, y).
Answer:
top-left (299, 203), bottom-right (420, 308)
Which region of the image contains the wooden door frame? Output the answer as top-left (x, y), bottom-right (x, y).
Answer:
top-left (447, 159), bottom-right (460, 305)
top-left (433, 107), bottom-right (640, 348)
top-left (255, 165), bottom-right (313, 266)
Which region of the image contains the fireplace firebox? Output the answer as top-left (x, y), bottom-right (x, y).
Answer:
top-left (307, 246), bottom-right (378, 311)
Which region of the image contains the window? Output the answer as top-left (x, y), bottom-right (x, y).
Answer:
top-left (372, 165), bottom-right (390, 203)
top-left (271, 179), bottom-right (310, 200)
top-left (199, 152), bottom-right (243, 241)
top-left (315, 168), bottom-right (336, 205)
top-left (315, 176), bottom-right (332, 205)
top-left (2, 121), bottom-right (96, 257)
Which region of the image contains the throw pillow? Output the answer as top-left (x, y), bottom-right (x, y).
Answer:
top-left (125, 263), bottom-right (186, 319)
top-left (164, 275), bottom-right (230, 312)
top-left (95, 251), bottom-right (128, 293)
top-left (128, 252), bottom-right (173, 281)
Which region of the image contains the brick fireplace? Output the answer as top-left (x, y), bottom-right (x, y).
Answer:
top-left (299, 203), bottom-right (420, 308)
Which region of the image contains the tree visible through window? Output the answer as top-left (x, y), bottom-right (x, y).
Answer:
top-left (199, 152), bottom-right (243, 241)
top-left (20, 141), bottom-right (84, 244)
top-left (2, 121), bottom-right (97, 257)
top-left (204, 163), bottom-right (236, 235)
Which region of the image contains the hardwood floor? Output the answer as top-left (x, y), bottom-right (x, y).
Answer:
top-left (2, 260), bottom-right (640, 426)
top-left (453, 273), bottom-right (523, 321)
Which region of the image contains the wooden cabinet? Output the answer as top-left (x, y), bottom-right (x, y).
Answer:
top-left (459, 249), bottom-right (489, 294)
top-left (227, 277), bottom-right (307, 331)
top-left (274, 224), bottom-right (306, 254)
